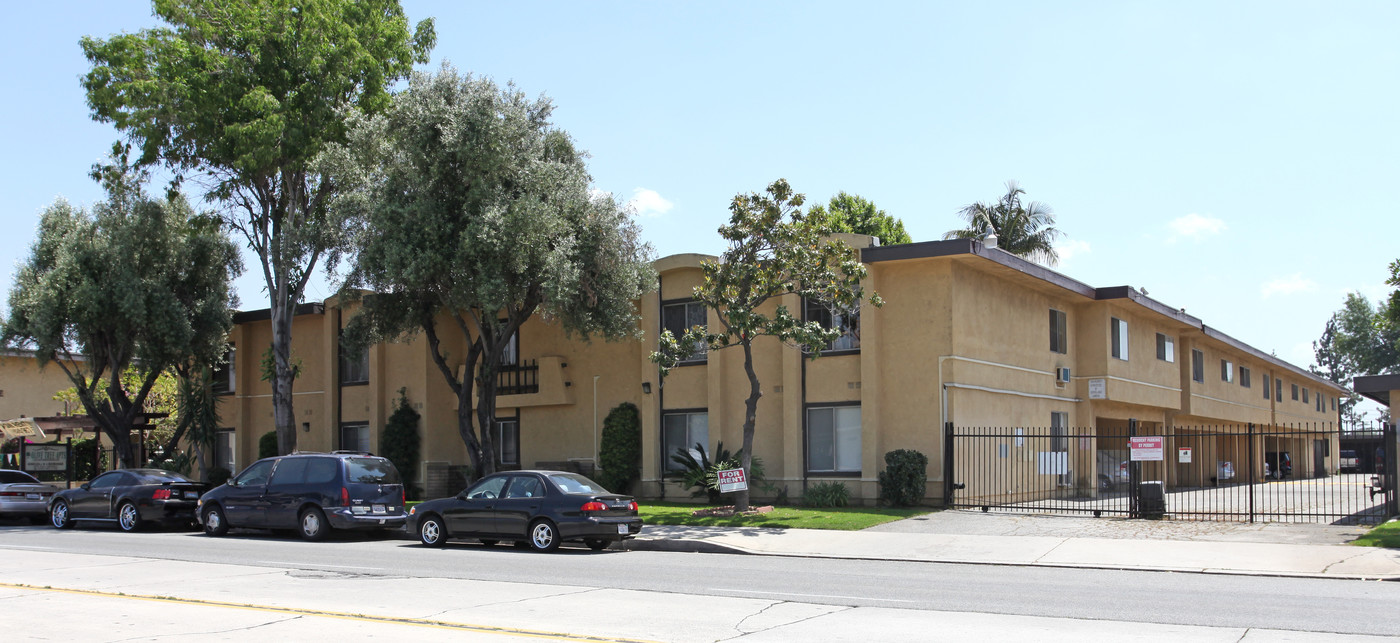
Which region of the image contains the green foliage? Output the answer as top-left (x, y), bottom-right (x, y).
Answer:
top-left (878, 449), bottom-right (929, 507)
top-left (801, 481), bottom-right (850, 508)
top-left (380, 388), bottom-right (422, 500)
top-left (207, 466), bottom-right (232, 486)
top-left (650, 179), bottom-right (879, 512)
top-left (809, 192), bottom-right (912, 245)
top-left (72, 438), bottom-right (107, 481)
top-left (945, 181), bottom-right (1062, 265)
top-left (639, 501), bottom-right (930, 531)
top-left (258, 431), bottom-right (279, 460)
top-left (2, 158), bottom-right (240, 467)
top-left (1315, 292), bottom-right (1400, 424)
top-left (323, 63), bottom-right (654, 480)
top-left (597, 402), bottom-right (642, 493)
top-left (259, 346), bottom-right (302, 382)
top-left (669, 442), bottom-right (771, 504)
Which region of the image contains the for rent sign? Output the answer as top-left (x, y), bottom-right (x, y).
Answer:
top-left (716, 467), bottom-right (748, 493)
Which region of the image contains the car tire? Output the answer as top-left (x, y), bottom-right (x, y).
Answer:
top-left (117, 502), bottom-right (142, 532)
top-left (479, 539), bottom-right (498, 547)
top-left (50, 500), bottom-right (73, 529)
top-left (418, 514), bottom-right (446, 547)
top-left (202, 505), bottom-right (229, 537)
top-left (299, 507), bottom-right (330, 542)
top-left (528, 519), bottom-right (560, 552)
top-left (585, 538), bottom-right (609, 551)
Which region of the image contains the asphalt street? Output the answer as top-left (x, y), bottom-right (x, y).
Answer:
top-left (1, 522), bottom-right (1398, 639)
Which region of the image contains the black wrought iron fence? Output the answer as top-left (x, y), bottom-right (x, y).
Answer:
top-left (944, 420), bottom-right (1395, 525)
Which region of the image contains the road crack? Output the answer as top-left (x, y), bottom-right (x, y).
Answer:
top-left (465, 586), bottom-right (599, 610)
top-left (718, 604), bottom-right (854, 641)
top-left (104, 615), bottom-right (305, 641)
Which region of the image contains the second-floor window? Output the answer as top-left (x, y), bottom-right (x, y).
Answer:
top-left (1192, 349), bottom-right (1204, 383)
top-left (1240, 366), bottom-right (1251, 388)
top-left (1302, 387), bottom-right (1309, 404)
top-left (1156, 333), bottom-right (1174, 363)
top-left (662, 300), bottom-right (707, 363)
top-left (1291, 383), bottom-right (1299, 401)
top-left (1049, 309), bottom-right (1067, 354)
top-left (807, 299), bottom-right (860, 352)
top-left (1276, 378), bottom-right (1283, 402)
top-left (212, 344), bottom-right (235, 394)
top-left (340, 342), bottom-right (369, 385)
top-left (1263, 374), bottom-right (1271, 399)
top-left (1221, 359), bottom-right (1234, 383)
top-left (1111, 317), bottom-right (1128, 360)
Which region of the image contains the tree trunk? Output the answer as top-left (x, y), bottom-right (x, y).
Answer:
top-left (737, 339), bottom-right (761, 513)
top-left (475, 356), bottom-right (498, 479)
top-left (270, 301), bottom-right (298, 455)
top-left (107, 427), bottom-right (138, 469)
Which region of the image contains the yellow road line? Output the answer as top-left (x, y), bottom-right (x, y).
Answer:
top-left (0, 582), bottom-right (660, 643)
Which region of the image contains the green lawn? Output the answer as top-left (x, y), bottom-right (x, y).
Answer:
top-left (638, 501), bottom-right (932, 531)
top-left (1352, 520), bottom-right (1400, 548)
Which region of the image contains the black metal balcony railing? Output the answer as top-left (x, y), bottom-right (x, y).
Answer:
top-left (496, 360), bottom-right (540, 396)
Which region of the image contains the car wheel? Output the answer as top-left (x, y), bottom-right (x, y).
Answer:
top-left (418, 515), bottom-right (446, 547)
top-left (479, 539), bottom-right (498, 547)
top-left (299, 507), bottom-right (330, 542)
top-left (203, 505), bottom-right (229, 537)
top-left (528, 519), bottom-right (560, 552)
top-left (50, 500), bottom-right (73, 529)
top-left (585, 538), bottom-right (609, 551)
top-left (117, 502), bottom-right (142, 532)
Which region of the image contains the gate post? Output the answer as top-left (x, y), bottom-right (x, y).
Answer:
top-left (943, 421), bottom-right (955, 507)
top-left (1387, 423), bottom-right (1398, 518)
top-left (1248, 422), bottom-right (1256, 524)
top-left (1128, 418), bottom-right (1139, 518)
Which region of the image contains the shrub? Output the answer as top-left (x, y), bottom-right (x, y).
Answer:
top-left (670, 442), bottom-right (771, 504)
top-left (380, 389), bottom-right (422, 499)
top-left (596, 402), bottom-right (641, 493)
top-left (258, 431), bottom-right (278, 459)
top-left (802, 481), bottom-right (850, 508)
top-left (878, 448), bottom-right (928, 507)
top-left (72, 437), bottom-right (107, 480)
top-left (207, 466), bottom-right (232, 486)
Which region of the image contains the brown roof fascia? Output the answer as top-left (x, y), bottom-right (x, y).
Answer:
top-left (1354, 374), bottom-right (1400, 406)
top-left (232, 302), bottom-right (327, 324)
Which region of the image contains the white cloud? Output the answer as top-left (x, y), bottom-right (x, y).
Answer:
top-left (1260, 273), bottom-right (1318, 298)
top-left (1054, 239), bottom-right (1091, 266)
top-left (627, 188), bottom-right (673, 218)
top-left (1166, 213), bottom-right (1227, 243)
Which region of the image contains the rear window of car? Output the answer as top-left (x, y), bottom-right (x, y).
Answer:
top-left (344, 457), bottom-right (400, 484)
top-left (548, 473), bottom-right (609, 494)
top-left (134, 470), bottom-right (193, 484)
top-left (0, 471), bottom-right (40, 484)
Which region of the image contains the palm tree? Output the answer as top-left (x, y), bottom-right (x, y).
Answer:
top-left (945, 181), bottom-right (1062, 266)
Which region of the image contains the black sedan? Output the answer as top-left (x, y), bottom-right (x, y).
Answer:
top-left (49, 468), bottom-right (209, 532)
top-left (408, 470), bottom-right (642, 552)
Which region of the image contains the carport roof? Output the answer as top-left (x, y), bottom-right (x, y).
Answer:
top-left (1354, 374), bottom-right (1400, 406)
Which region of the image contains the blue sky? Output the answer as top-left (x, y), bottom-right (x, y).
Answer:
top-left (2, 1), bottom-right (1397, 403)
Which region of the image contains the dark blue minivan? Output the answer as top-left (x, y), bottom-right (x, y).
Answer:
top-left (198, 452), bottom-right (406, 540)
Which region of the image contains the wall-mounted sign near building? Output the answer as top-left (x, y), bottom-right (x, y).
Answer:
top-left (1088, 378), bottom-right (1107, 400)
top-left (24, 444), bottom-right (67, 472)
top-left (716, 467), bottom-right (747, 493)
top-left (1129, 436), bottom-right (1164, 461)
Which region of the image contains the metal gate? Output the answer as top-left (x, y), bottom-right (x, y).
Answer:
top-left (943, 420), bottom-right (1396, 524)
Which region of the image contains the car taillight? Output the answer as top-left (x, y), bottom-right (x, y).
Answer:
top-left (341, 487), bottom-right (350, 507)
top-left (580, 501), bottom-right (608, 512)
top-left (628, 501), bottom-right (638, 511)
top-left (152, 489), bottom-right (172, 500)
top-left (402, 488), bottom-right (406, 505)
top-left (0, 491), bottom-right (21, 497)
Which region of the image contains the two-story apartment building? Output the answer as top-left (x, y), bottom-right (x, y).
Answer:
top-left (217, 237), bottom-right (1344, 504)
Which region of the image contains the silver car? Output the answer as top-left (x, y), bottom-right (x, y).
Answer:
top-left (0, 470), bottom-right (62, 524)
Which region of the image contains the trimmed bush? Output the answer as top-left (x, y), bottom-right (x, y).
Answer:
top-left (380, 389), bottom-right (422, 499)
top-left (802, 481), bottom-right (850, 508)
top-left (878, 448), bottom-right (928, 507)
top-left (258, 431), bottom-right (278, 459)
top-left (597, 402), bottom-right (641, 494)
top-left (207, 466), bottom-right (232, 486)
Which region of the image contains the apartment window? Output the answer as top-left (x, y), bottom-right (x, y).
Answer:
top-left (1221, 359), bottom-right (1234, 383)
top-left (807, 299), bottom-right (860, 352)
top-left (1191, 349), bottom-right (1204, 383)
top-left (1276, 379), bottom-right (1283, 402)
top-left (1049, 309), bottom-right (1067, 354)
top-left (807, 405), bottom-right (861, 473)
top-left (1156, 334), bottom-right (1174, 363)
top-left (1332, 396), bottom-right (1336, 411)
top-left (1263, 374), bottom-right (1271, 399)
top-left (500, 330), bottom-right (519, 366)
top-left (340, 423), bottom-right (370, 452)
top-left (1302, 388), bottom-right (1309, 404)
top-left (494, 418), bottom-right (519, 468)
top-left (214, 430), bottom-right (235, 473)
top-left (339, 341), bottom-right (369, 385)
top-left (662, 411), bottom-right (709, 472)
top-left (212, 344), bottom-right (235, 394)
top-left (1316, 395), bottom-right (1323, 413)
top-left (1240, 367), bottom-right (1251, 388)
top-left (1291, 383), bottom-right (1299, 401)
top-left (661, 300), bottom-right (707, 363)
top-left (1110, 317), bottom-right (1128, 360)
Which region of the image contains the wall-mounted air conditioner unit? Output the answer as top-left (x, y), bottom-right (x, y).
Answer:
top-left (1056, 367), bottom-right (1071, 384)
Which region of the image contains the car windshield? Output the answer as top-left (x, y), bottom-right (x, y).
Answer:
top-left (345, 457), bottom-right (401, 484)
top-left (0, 470), bottom-right (40, 484)
top-left (548, 473), bottom-right (610, 494)
top-left (134, 470), bottom-right (193, 484)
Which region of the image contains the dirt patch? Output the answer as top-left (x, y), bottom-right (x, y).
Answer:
top-left (690, 505), bottom-right (775, 518)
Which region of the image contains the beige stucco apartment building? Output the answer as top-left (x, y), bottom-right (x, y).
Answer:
top-left (209, 237), bottom-right (1344, 504)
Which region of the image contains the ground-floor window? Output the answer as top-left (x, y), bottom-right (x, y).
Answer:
top-left (807, 405), bottom-right (861, 473)
top-left (340, 423), bottom-right (370, 453)
top-left (214, 429), bottom-right (235, 473)
top-left (662, 411), bottom-right (709, 472)
top-left (495, 418), bottom-right (520, 468)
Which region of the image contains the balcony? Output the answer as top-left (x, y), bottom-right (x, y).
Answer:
top-left (455, 356), bottom-right (573, 409)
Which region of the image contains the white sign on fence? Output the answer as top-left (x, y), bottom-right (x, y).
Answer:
top-left (716, 467), bottom-right (748, 493)
top-left (1178, 447), bottom-right (1192, 464)
top-left (25, 444), bottom-right (66, 472)
top-left (1037, 451), bottom-right (1068, 475)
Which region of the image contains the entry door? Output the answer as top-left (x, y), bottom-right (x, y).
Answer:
top-left (1314, 440), bottom-right (1326, 478)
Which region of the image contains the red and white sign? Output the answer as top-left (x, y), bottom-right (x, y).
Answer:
top-left (1129, 436), bottom-right (1164, 461)
top-left (716, 468), bottom-right (748, 493)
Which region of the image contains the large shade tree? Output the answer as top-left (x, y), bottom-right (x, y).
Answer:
top-left (1, 162), bottom-right (240, 467)
top-left (322, 64), bottom-right (654, 479)
top-left (945, 181), bottom-right (1062, 265)
top-left (808, 192), bottom-right (912, 245)
top-left (81, 0), bottom-right (436, 456)
top-left (651, 180), bottom-right (880, 512)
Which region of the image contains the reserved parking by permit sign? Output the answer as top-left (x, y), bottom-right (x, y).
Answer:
top-left (1129, 436), bottom-right (1164, 461)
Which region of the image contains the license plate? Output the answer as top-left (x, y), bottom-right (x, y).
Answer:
top-left (184, 492), bottom-right (198, 499)
top-left (25, 493), bottom-right (39, 500)
top-left (372, 504), bottom-right (386, 515)
top-left (617, 524), bottom-right (629, 535)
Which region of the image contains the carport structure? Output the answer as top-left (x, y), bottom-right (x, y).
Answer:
top-left (1353, 374), bottom-right (1400, 519)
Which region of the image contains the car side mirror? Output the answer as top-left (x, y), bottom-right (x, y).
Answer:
top-left (80, 483), bottom-right (91, 491)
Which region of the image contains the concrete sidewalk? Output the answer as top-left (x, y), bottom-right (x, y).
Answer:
top-left (621, 522), bottom-right (1400, 580)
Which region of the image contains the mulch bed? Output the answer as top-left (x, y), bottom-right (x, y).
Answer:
top-left (689, 505), bottom-right (775, 518)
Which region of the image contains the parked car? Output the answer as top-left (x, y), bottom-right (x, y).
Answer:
top-left (0, 470), bottom-right (62, 524)
top-left (1095, 452), bottom-right (1129, 490)
top-left (49, 468), bottom-right (208, 531)
top-left (408, 470), bottom-right (643, 552)
top-left (1265, 451), bottom-right (1292, 479)
top-left (198, 451), bottom-right (406, 541)
top-left (1340, 450), bottom-right (1360, 473)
